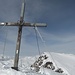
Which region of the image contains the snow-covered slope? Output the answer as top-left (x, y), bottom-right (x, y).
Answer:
top-left (0, 52), bottom-right (75, 75)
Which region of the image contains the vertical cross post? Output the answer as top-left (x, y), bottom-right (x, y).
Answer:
top-left (12, 26), bottom-right (22, 70)
top-left (11, 0), bottom-right (25, 70)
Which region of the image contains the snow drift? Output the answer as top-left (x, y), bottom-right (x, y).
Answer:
top-left (0, 52), bottom-right (75, 75)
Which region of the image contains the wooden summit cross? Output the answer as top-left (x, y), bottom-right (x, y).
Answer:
top-left (0, 0), bottom-right (47, 70)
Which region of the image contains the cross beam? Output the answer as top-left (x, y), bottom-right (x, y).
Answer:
top-left (0, 22), bottom-right (46, 27)
top-left (0, 0), bottom-right (47, 71)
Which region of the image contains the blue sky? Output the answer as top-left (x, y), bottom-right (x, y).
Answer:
top-left (0, 0), bottom-right (75, 56)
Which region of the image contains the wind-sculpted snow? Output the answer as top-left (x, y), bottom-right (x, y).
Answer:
top-left (0, 52), bottom-right (75, 75)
